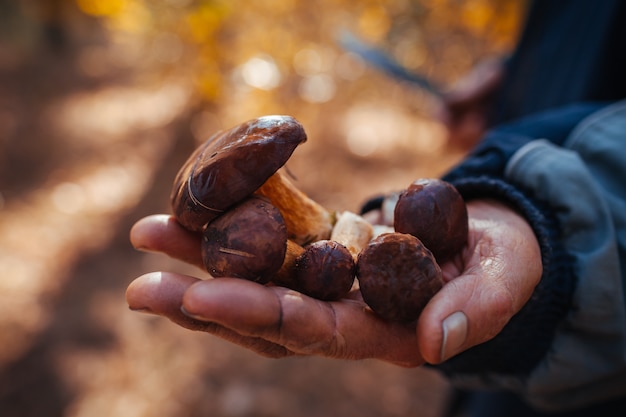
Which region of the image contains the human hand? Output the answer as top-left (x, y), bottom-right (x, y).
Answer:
top-left (126, 199), bottom-right (541, 366)
top-left (436, 58), bottom-right (504, 150)
top-left (125, 215), bottom-right (423, 366)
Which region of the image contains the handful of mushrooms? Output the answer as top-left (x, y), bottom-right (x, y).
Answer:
top-left (170, 115), bottom-right (468, 321)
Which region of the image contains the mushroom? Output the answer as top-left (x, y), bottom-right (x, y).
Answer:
top-left (280, 210), bottom-right (374, 298)
top-left (371, 224), bottom-right (395, 239)
top-left (329, 210), bottom-right (374, 260)
top-left (271, 209), bottom-right (373, 299)
top-left (171, 115), bottom-right (334, 245)
top-left (393, 178), bottom-right (468, 263)
top-left (201, 196), bottom-right (288, 284)
top-left (289, 240), bottom-right (356, 301)
top-left (356, 233), bottom-right (443, 322)
top-left (254, 170), bottom-right (335, 245)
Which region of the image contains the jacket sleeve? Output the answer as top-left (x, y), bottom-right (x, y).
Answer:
top-left (435, 100), bottom-right (626, 411)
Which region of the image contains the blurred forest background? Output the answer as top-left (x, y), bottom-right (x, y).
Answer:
top-left (0, 0), bottom-right (525, 416)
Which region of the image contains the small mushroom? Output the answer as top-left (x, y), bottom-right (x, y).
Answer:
top-left (393, 178), bottom-right (468, 263)
top-left (356, 233), bottom-right (443, 322)
top-left (171, 115), bottom-right (334, 245)
top-left (291, 240), bottom-right (356, 301)
top-left (258, 209), bottom-right (369, 300)
top-left (201, 196), bottom-right (288, 284)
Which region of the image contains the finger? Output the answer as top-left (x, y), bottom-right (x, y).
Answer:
top-left (416, 269), bottom-right (516, 364)
top-left (182, 278), bottom-right (424, 367)
top-left (130, 215), bottom-right (204, 269)
top-left (126, 271), bottom-right (198, 319)
top-left (360, 209), bottom-right (383, 225)
top-left (126, 272), bottom-right (293, 358)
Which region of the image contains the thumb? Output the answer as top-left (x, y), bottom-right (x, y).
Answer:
top-left (416, 271), bottom-right (518, 364)
top-left (416, 199), bottom-right (542, 364)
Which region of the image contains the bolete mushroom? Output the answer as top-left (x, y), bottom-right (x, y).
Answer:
top-left (290, 240), bottom-right (356, 301)
top-left (201, 196), bottom-right (288, 284)
top-left (283, 210), bottom-right (372, 298)
top-left (356, 232), bottom-right (443, 322)
top-left (393, 178), bottom-right (468, 263)
top-left (171, 115), bottom-right (334, 245)
top-left (274, 210), bottom-right (373, 298)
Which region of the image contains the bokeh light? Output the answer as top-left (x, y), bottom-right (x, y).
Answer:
top-left (238, 54), bottom-right (282, 90)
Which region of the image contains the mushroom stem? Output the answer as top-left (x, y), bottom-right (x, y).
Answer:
top-left (330, 211), bottom-right (374, 260)
top-left (256, 171), bottom-right (335, 246)
top-left (372, 224), bottom-right (395, 239)
top-left (274, 239), bottom-right (305, 285)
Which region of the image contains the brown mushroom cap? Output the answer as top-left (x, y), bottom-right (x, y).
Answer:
top-left (201, 196), bottom-right (288, 284)
top-left (171, 115), bottom-right (307, 232)
top-left (292, 240), bottom-right (356, 301)
top-left (356, 233), bottom-right (443, 322)
top-left (393, 178), bottom-right (468, 263)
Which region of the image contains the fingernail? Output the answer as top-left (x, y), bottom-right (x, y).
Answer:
top-left (133, 245), bottom-right (157, 253)
top-left (440, 311), bottom-right (468, 361)
top-left (180, 305), bottom-right (209, 322)
top-left (128, 306), bottom-right (156, 315)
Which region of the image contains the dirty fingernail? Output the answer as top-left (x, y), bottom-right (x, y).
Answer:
top-left (440, 311), bottom-right (468, 361)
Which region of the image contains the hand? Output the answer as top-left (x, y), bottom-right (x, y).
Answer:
top-left (126, 199), bottom-right (541, 366)
top-left (125, 216), bottom-right (422, 366)
top-left (418, 199), bottom-right (542, 363)
top-left (436, 58), bottom-right (504, 149)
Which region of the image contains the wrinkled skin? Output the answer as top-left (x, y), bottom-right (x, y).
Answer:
top-left (126, 199), bottom-right (541, 367)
